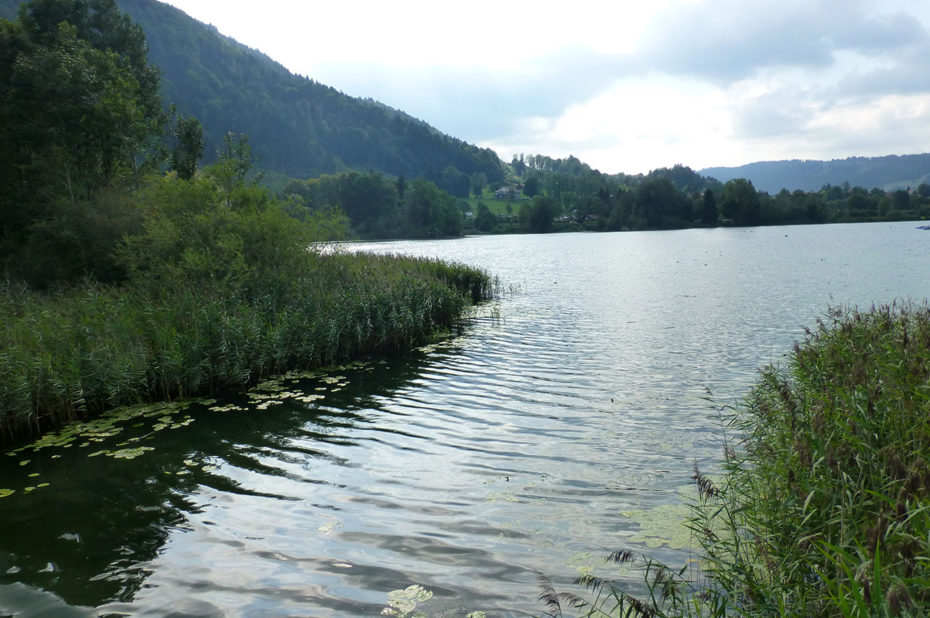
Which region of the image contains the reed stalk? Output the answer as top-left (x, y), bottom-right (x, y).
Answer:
top-left (0, 253), bottom-right (492, 446)
top-left (545, 303), bottom-right (930, 617)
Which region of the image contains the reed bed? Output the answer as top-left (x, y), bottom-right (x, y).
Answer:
top-left (543, 303), bottom-right (930, 617)
top-left (0, 252), bottom-right (492, 446)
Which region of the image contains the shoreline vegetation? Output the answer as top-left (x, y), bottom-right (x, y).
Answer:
top-left (0, 163), bottom-right (493, 447)
top-left (545, 303), bottom-right (930, 617)
top-left (0, 247), bottom-right (493, 447)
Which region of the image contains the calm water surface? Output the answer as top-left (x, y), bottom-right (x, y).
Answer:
top-left (1, 223), bottom-right (929, 616)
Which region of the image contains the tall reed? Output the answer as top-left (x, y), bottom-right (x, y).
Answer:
top-left (543, 303), bottom-right (930, 617)
top-left (0, 253), bottom-right (492, 446)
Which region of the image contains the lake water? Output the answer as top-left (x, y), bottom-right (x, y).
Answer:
top-left (2, 222), bottom-right (929, 616)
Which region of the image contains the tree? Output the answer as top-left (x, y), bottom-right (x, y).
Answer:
top-left (474, 202), bottom-right (496, 232)
top-left (519, 195), bottom-right (557, 233)
top-left (846, 187), bottom-right (877, 215)
top-left (720, 178), bottom-right (760, 226)
top-left (18, 0), bottom-right (160, 120)
top-left (0, 0), bottom-right (162, 260)
top-left (169, 108), bottom-right (204, 180)
top-left (701, 189), bottom-right (718, 225)
top-left (470, 172), bottom-right (487, 198)
top-left (436, 165), bottom-right (470, 198)
top-left (632, 177), bottom-right (689, 228)
top-left (523, 175), bottom-right (541, 198)
top-left (402, 179), bottom-right (462, 238)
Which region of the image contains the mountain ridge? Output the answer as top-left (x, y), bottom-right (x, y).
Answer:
top-left (3, 0), bottom-right (929, 193)
top-left (700, 153), bottom-right (930, 194)
top-left (0, 0), bottom-right (504, 183)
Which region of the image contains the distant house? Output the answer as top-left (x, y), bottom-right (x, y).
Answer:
top-left (494, 187), bottom-right (515, 199)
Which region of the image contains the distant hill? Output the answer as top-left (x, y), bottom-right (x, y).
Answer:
top-left (0, 0), bottom-right (504, 182)
top-left (701, 154), bottom-right (930, 194)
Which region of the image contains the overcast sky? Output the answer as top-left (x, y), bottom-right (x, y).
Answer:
top-left (158, 0), bottom-right (930, 175)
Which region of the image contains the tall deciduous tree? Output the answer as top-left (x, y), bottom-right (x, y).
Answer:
top-left (0, 0), bottom-right (162, 248)
top-left (720, 178), bottom-right (761, 226)
top-left (701, 189), bottom-right (718, 225)
top-left (169, 107), bottom-right (204, 180)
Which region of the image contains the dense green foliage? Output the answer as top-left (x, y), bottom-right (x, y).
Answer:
top-left (0, 252), bottom-right (492, 446)
top-left (0, 0), bottom-right (162, 281)
top-left (284, 172), bottom-right (464, 238)
top-left (543, 305), bottom-right (930, 617)
top-left (691, 304), bottom-right (930, 616)
top-left (0, 0), bottom-right (493, 446)
top-left (484, 157), bottom-right (930, 236)
top-left (0, 168), bottom-right (492, 445)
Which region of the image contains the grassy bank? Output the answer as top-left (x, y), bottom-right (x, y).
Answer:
top-left (0, 252), bottom-right (492, 446)
top-left (550, 304), bottom-right (930, 617)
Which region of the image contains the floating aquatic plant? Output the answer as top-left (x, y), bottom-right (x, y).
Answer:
top-left (382, 585), bottom-right (433, 617)
top-left (109, 447), bottom-right (154, 460)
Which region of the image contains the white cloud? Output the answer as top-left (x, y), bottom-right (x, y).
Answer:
top-left (482, 76), bottom-right (734, 174)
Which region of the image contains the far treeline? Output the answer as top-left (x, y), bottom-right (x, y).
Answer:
top-left (282, 155), bottom-right (930, 239)
top-left (467, 155), bottom-right (930, 235)
top-left (0, 0), bottom-right (491, 445)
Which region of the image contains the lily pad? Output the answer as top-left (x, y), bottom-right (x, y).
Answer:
top-left (0, 489), bottom-right (14, 498)
top-left (383, 585), bottom-right (433, 616)
top-left (209, 404), bottom-right (247, 413)
top-left (109, 447), bottom-right (154, 460)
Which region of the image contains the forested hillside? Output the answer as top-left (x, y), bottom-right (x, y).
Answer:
top-left (702, 153), bottom-right (930, 194)
top-left (0, 0), bottom-right (504, 182)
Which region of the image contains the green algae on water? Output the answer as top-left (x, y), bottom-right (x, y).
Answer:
top-left (621, 503), bottom-right (691, 549)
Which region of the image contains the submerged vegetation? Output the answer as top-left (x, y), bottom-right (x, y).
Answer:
top-left (543, 304), bottom-right (930, 617)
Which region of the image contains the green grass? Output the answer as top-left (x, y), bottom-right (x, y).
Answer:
top-left (0, 252), bottom-right (493, 446)
top-left (465, 197), bottom-right (522, 217)
top-left (542, 303), bottom-right (930, 617)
